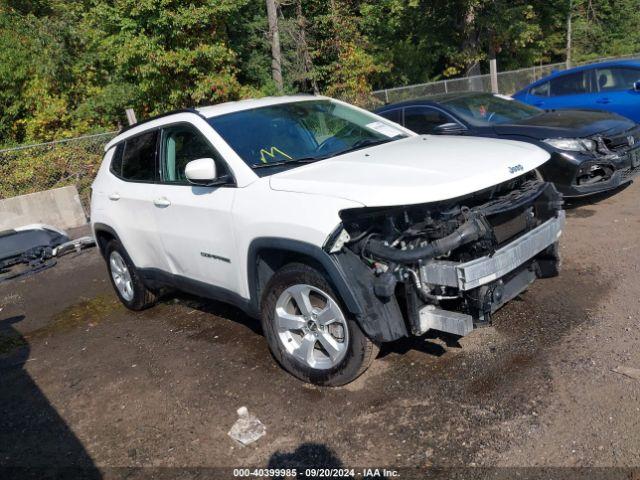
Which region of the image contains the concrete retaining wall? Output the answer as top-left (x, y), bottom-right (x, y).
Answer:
top-left (0, 186), bottom-right (87, 231)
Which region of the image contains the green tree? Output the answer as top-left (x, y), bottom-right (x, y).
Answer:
top-left (78, 0), bottom-right (254, 124)
top-left (1, 0), bottom-right (639, 147)
top-left (0, 2), bottom-right (84, 143)
top-left (571, 0), bottom-right (640, 61)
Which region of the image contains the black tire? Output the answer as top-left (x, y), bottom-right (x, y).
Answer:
top-left (104, 239), bottom-right (157, 311)
top-left (536, 240), bottom-right (561, 278)
top-left (260, 262), bottom-right (379, 386)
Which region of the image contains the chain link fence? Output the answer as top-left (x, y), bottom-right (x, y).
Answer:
top-left (0, 132), bottom-right (116, 209)
top-left (372, 53), bottom-right (640, 105)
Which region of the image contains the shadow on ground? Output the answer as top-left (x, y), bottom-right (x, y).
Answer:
top-left (0, 315), bottom-right (101, 478)
top-left (379, 330), bottom-right (461, 359)
top-left (268, 443), bottom-right (345, 479)
top-left (564, 183), bottom-right (630, 212)
top-left (162, 293), bottom-right (263, 336)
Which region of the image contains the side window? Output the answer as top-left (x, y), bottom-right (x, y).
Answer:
top-left (109, 143), bottom-right (124, 177)
top-left (378, 108), bottom-right (402, 124)
top-left (596, 67), bottom-right (640, 92)
top-left (403, 107), bottom-right (451, 134)
top-left (120, 131), bottom-right (158, 182)
top-left (161, 124), bottom-right (227, 183)
top-left (530, 81), bottom-right (550, 97)
top-left (549, 71), bottom-right (592, 96)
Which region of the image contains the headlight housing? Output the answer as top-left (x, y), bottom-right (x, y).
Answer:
top-left (324, 227), bottom-right (351, 253)
top-left (543, 138), bottom-right (596, 152)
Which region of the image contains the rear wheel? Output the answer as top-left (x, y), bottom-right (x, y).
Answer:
top-left (105, 239), bottom-right (157, 310)
top-left (261, 263), bottom-right (378, 386)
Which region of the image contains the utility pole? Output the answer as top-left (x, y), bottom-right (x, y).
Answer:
top-left (488, 31), bottom-right (499, 94)
top-left (266, 0), bottom-right (283, 93)
top-left (125, 108), bottom-right (137, 126)
top-left (489, 59), bottom-right (499, 94)
top-left (566, 0), bottom-right (573, 69)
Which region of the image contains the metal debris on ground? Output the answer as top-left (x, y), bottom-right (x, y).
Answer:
top-left (0, 224), bottom-right (95, 283)
top-left (228, 406), bottom-right (266, 446)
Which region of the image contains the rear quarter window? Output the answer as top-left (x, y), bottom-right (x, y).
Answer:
top-left (109, 143), bottom-right (124, 177)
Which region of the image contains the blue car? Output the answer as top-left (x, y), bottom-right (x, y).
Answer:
top-left (513, 60), bottom-right (640, 122)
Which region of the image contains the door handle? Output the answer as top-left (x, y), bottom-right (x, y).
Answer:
top-left (153, 197), bottom-right (171, 208)
top-left (596, 97), bottom-right (611, 104)
top-left (533, 101), bottom-right (545, 107)
top-left (108, 193), bottom-right (120, 201)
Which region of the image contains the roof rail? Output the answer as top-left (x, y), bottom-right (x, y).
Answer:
top-left (117, 108), bottom-right (208, 135)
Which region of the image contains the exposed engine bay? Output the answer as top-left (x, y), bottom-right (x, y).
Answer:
top-left (334, 171), bottom-right (564, 336)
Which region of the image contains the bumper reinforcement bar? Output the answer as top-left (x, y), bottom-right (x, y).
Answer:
top-left (420, 211), bottom-right (566, 291)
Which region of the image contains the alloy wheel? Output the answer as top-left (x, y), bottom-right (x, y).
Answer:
top-left (109, 251), bottom-right (134, 302)
top-left (274, 284), bottom-right (349, 370)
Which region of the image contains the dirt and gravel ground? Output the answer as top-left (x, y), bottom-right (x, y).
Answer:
top-left (1, 182), bottom-right (640, 478)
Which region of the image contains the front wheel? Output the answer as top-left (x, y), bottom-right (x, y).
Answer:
top-left (260, 263), bottom-right (378, 386)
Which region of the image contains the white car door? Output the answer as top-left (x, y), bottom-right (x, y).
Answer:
top-left (105, 130), bottom-right (169, 271)
top-left (152, 122), bottom-right (239, 293)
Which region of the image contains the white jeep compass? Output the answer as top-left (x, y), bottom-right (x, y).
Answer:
top-left (91, 95), bottom-right (564, 385)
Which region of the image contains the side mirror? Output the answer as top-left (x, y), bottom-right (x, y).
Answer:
top-left (432, 122), bottom-right (467, 135)
top-left (185, 158), bottom-right (217, 186)
top-left (634, 80), bottom-right (640, 93)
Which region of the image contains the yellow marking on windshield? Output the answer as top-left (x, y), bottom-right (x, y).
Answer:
top-left (259, 146), bottom-right (292, 163)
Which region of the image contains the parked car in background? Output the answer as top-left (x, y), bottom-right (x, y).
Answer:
top-left (375, 92), bottom-right (640, 197)
top-left (91, 95), bottom-right (564, 385)
top-left (512, 60), bottom-right (640, 122)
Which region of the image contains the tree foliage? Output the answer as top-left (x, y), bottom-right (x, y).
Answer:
top-left (1, 0), bottom-right (639, 146)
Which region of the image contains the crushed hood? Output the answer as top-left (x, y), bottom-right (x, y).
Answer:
top-left (269, 135), bottom-right (549, 207)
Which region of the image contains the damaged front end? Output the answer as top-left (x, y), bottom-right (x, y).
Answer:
top-left (0, 224), bottom-right (95, 283)
top-left (559, 127), bottom-right (640, 196)
top-left (326, 172), bottom-right (564, 340)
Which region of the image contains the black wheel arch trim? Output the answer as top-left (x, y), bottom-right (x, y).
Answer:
top-left (247, 237), bottom-right (362, 315)
top-left (247, 237), bottom-right (408, 342)
top-left (92, 223), bottom-right (122, 257)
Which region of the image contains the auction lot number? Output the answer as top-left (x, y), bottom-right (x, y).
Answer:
top-left (233, 468), bottom-right (399, 477)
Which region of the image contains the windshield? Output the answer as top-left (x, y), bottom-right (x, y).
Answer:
top-left (207, 99), bottom-right (407, 172)
top-left (439, 94), bottom-right (543, 125)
